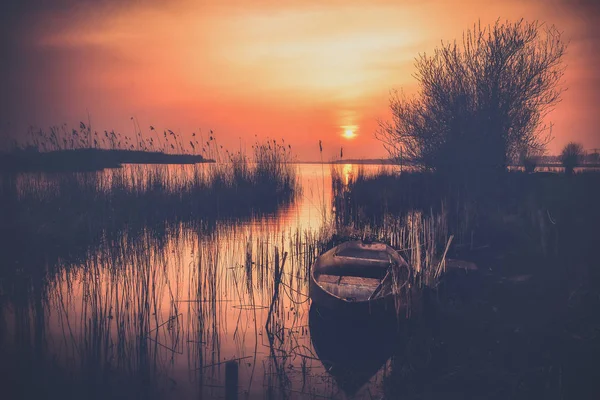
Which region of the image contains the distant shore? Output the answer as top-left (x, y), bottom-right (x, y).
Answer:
top-left (296, 158), bottom-right (397, 165)
top-left (0, 148), bottom-right (213, 172)
top-left (296, 158), bottom-right (600, 168)
top-left (2, 150), bottom-right (599, 172)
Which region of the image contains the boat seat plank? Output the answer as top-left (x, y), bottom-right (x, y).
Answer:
top-left (318, 274), bottom-right (341, 284)
top-left (335, 248), bottom-right (391, 262)
top-left (317, 274), bottom-right (381, 288)
top-left (339, 276), bottom-right (381, 288)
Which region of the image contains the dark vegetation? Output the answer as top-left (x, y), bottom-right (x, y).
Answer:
top-left (0, 137), bottom-right (298, 278)
top-left (0, 135), bottom-right (302, 399)
top-left (0, 222), bottom-right (326, 399)
top-left (519, 147), bottom-right (542, 173)
top-left (0, 148), bottom-right (208, 172)
top-left (334, 19), bottom-right (599, 398)
top-left (3, 160), bottom-right (599, 399)
top-left (377, 20), bottom-right (566, 176)
top-left (0, 121), bottom-right (216, 171)
top-left (331, 166), bottom-right (600, 399)
top-left (560, 141), bottom-right (585, 175)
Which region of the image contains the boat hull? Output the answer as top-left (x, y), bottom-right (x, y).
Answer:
top-left (309, 240), bottom-right (420, 318)
top-left (308, 274), bottom-right (397, 316)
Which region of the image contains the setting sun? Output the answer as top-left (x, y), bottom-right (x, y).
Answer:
top-left (1, 1), bottom-right (598, 158)
top-left (343, 129), bottom-right (356, 139)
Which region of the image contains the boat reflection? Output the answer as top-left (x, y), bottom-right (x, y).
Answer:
top-left (308, 303), bottom-right (396, 396)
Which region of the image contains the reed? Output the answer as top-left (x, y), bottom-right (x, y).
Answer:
top-left (2, 162), bottom-right (599, 400)
top-left (331, 165), bottom-right (452, 286)
top-left (0, 139), bottom-right (300, 284)
top-left (4, 122), bottom-right (204, 155)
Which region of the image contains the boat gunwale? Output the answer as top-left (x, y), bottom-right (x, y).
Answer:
top-left (310, 240), bottom-right (410, 306)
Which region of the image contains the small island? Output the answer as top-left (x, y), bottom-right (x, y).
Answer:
top-left (0, 147), bottom-right (213, 172)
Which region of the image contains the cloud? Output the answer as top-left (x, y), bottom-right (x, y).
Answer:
top-left (1, 0), bottom-right (599, 152)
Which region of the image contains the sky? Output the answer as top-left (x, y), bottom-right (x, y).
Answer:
top-left (1, 0), bottom-right (599, 160)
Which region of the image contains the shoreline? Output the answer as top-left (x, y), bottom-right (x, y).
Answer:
top-left (0, 148), bottom-right (214, 172)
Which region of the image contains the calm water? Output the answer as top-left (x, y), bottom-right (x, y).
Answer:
top-left (1, 163), bottom-right (398, 399)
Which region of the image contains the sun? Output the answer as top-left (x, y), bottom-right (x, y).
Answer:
top-left (343, 129), bottom-right (356, 139)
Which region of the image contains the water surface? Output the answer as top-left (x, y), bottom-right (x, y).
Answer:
top-left (1, 163), bottom-right (397, 399)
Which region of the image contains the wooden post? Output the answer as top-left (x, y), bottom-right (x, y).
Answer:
top-left (225, 360), bottom-right (238, 400)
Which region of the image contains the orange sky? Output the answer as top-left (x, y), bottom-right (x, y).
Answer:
top-left (1, 0), bottom-right (599, 159)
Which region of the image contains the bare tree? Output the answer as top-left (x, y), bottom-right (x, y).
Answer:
top-left (560, 142), bottom-right (584, 175)
top-left (519, 147), bottom-right (543, 173)
top-left (377, 20), bottom-right (567, 175)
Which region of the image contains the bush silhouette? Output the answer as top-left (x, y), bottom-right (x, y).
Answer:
top-left (377, 20), bottom-right (567, 176)
top-left (560, 142), bottom-right (584, 175)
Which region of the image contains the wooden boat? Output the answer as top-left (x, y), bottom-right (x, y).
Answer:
top-left (309, 240), bottom-right (414, 315)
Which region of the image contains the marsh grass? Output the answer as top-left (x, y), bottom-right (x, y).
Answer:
top-left (329, 165), bottom-right (589, 265)
top-left (0, 137), bottom-right (309, 398)
top-left (0, 218), bottom-right (340, 399)
top-left (328, 167), bottom-right (600, 399)
top-left (331, 166), bottom-right (453, 289)
top-left (6, 122), bottom-right (201, 155)
top-left (0, 139), bottom-right (300, 285)
top-left (0, 122), bottom-right (217, 172)
top-left (4, 159), bottom-right (598, 399)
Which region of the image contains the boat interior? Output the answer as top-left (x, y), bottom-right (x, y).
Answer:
top-left (315, 242), bottom-right (405, 302)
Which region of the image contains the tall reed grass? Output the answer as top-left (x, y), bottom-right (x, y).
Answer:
top-left (0, 219), bottom-right (344, 399)
top-left (0, 138), bottom-right (300, 283)
top-left (5, 122), bottom-right (203, 155)
top-left (331, 165), bottom-right (453, 289)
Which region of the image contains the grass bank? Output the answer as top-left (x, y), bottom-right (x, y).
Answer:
top-left (0, 139), bottom-right (299, 276)
top-left (331, 167), bottom-right (600, 399)
top-left (0, 148), bottom-right (210, 172)
top-left (1, 122), bottom-right (222, 172)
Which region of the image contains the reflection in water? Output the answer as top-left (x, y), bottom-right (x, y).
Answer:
top-left (0, 164), bottom-right (396, 399)
top-left (308, 304), bottom-right (395, 396)
top-left (343, 163), bottom-right (353, 186)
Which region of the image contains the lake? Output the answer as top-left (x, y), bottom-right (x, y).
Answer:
top-left (5, 162), bottom-right (598, 399)
top-left (1, 163), bottom-right (399, 399)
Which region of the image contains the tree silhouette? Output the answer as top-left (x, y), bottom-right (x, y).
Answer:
top-left (519, 147), bottom-right (542, 173)
top-left (377, 20), bottom-right (567, 176)
top-left (560, 142), bottom-right (584, 175)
